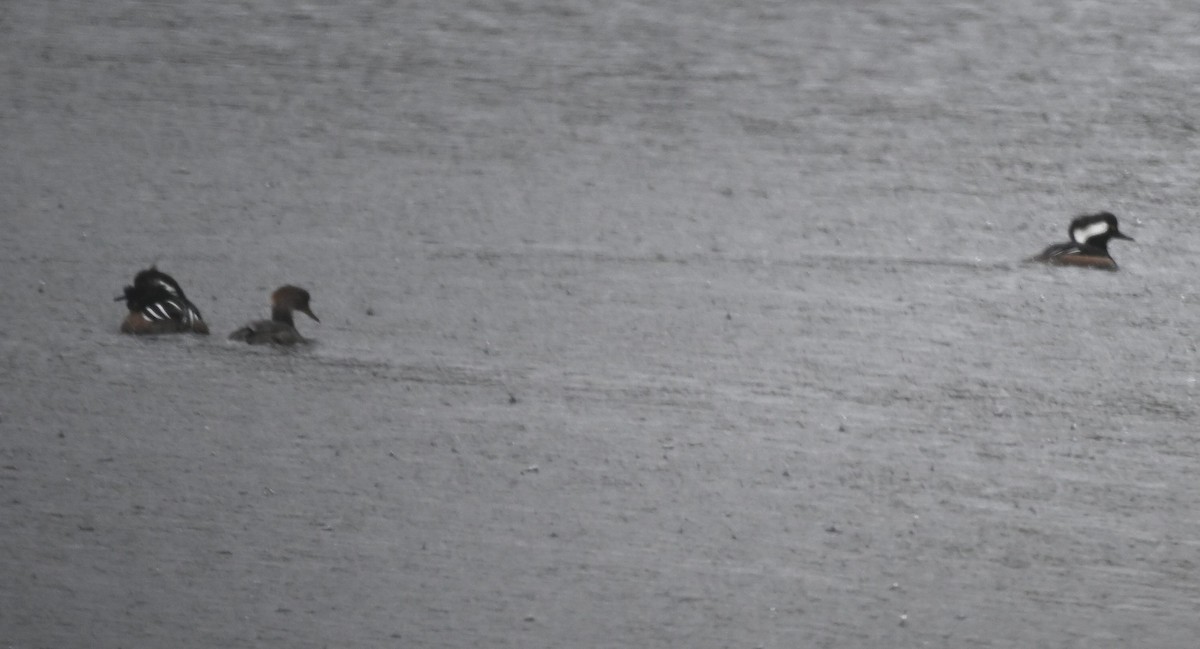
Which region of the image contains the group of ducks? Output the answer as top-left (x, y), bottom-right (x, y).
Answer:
top-left (114, 212), bottom-right (1132, 344)
top-left (117, 266), bottom-right (318, 345)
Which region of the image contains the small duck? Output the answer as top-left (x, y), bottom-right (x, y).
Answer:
top-left (1027, 211), bottom-right (1134, 271)
top-left (117, 266), bottom-right (209, 334)
top-left (228, 285), bottom-right (319, 345)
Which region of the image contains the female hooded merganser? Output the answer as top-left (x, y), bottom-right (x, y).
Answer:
top-left (117, 266), bottom-right (209, 334)
top-left (1027, 211), bottom-right (1134, 271)
top-left (228, 285), bottom-right (319, 345)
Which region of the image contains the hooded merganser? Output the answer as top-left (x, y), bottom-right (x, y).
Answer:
top-left (228, 285), bottom-right (319, 345)
top-left (117, 266), bottom-right (210, 334)
top-left (1027, 211), bottom-right (1134, 271)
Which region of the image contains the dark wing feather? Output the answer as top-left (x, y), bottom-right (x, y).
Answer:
top-left (1029, 242), bottom-right (1080, 262)
top-left (140, 299), bottom-right (205, 327)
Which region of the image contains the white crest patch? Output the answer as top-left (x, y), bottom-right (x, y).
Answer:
top-left (1072, 220), bottom-right (1110, 244)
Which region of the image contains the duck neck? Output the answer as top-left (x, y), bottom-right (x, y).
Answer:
top-left (271, 307), bottom-right (295, 327)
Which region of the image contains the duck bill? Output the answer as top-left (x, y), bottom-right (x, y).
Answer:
top-left (301, 307), bottom-right (320, 322)
top-left (1113, 232), bottom-right (1134, 241)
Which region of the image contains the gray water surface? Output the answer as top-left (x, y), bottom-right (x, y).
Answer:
top-left (4, 2), bottom-right (1200, 647)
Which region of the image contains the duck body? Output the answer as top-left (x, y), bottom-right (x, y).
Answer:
top-left (228, 320), bottom-right (307, 345)
top-left (1030, 241), bottom-right (1120, 271)
top-left (229, 285), bottom-right (318, 345)
top-left (117, 266), bottom-right (209, 334)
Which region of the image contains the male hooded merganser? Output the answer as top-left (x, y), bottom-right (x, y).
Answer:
top-left (1027, 211), bottom-right (1134, 271)
top-left (117, 266), bottom-right (210, 334)
top-left (228, 285), bottom-right (319, 345)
